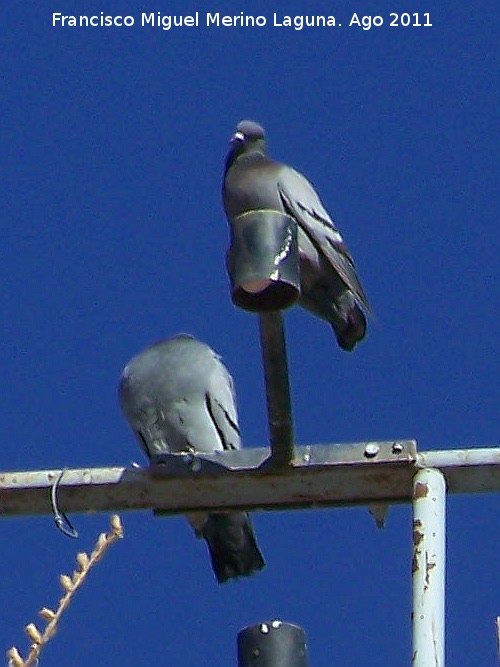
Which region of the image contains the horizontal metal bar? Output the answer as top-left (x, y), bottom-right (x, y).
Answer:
top-left (417, 448), bottom-right (500, 494)
top-left (0, 442), bottom-right (498, 519)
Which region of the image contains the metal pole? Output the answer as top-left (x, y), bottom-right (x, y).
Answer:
top-left (237, 620), bottom-right (308, 667)
top-left (412, 468), bottom-right (446, 667)
top-left (258, 312), bottom-right (294, 466)
top-left (496, 616), bottom-right (500, 666)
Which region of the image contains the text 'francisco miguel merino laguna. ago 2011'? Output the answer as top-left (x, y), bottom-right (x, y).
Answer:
top-left (52, 12), bottom-right (433, 31)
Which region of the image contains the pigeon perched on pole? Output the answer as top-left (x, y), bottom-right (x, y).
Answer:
top-left (118, 334), bottom-right (265, 583)
top-left (223, 120), bottom-right (370, 351)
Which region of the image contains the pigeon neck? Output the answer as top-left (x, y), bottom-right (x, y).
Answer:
top-left (225, 146), bottom-right (267, 172)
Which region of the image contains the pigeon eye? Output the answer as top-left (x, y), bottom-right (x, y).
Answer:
top-left (233, 131), bottom-right (246, 142)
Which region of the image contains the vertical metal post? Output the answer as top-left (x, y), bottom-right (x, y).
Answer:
top-left (237, 620), bottom-right (308, 667)
top-left (412, 468), bottom-right (446, 667)
top-left (258, 312), bottom-right (294, 466)
top-left (496, 616), bottom-right (500, 665)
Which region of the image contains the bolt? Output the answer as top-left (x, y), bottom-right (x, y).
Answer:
top-left (260, 624), bottom-right (269, 634)
top-left (392, 442), bottom-right (404, 454)
top-left (364, 443), bottom-right (379, 458)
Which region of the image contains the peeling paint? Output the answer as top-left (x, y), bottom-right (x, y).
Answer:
top-left (425, 555), bottom-right (436, 589)
top-left (414, 481), bottom-right (429, 499)
top-left (412, 553), bottom-right (420, 575)
top-left (413, 518), bottom-right (424, 547)
top-left (413, 530), bottom-right (425, 547)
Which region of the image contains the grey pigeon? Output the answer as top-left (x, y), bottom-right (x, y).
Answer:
top-left (223, 120), bottom-right (370, 351)
top-left (118, 334), bottom-right (265, 583)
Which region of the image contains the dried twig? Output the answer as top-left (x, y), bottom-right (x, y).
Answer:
top-left (7, 514), bottom-right (123, 667)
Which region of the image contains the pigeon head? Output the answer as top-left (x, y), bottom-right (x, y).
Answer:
top-left (233, 120), bottom-right (265, 143)
top-left (225, 120), bottom-right (267, 171)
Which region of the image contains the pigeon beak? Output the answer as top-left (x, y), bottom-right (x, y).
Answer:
top-left (230, 131), bottom-right (245, 144)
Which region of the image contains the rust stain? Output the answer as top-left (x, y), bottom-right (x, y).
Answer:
top-left (426, 558), bottom-right (436, 589)
top-left (413, 530), bottom-right (424, 546)
top-left (411, 553), bottom-right (419, 575)
top-left (413, 518), bottom-right (424, 547)
top-left (413, 481), bottom-right (429, 499)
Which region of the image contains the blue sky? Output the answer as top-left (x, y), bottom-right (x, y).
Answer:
top-left (1, 1), bottom-right (498, 665)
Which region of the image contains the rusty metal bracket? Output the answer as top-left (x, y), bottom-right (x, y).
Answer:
top-left (1, 442), bottom-right (499, 520)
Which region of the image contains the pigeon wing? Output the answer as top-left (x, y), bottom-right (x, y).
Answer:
top-left (278, 166), bottom-right (370, 312)
top-left (205, 354), bottom-right (241, 451)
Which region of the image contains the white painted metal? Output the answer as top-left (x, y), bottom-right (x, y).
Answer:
top-left (412, 468), bottom-right (446, 667)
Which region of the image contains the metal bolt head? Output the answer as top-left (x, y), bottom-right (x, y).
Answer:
top-left (392, 442), bottom-right (404, 454)
top-left (364, 443), bottom-right (380, 458)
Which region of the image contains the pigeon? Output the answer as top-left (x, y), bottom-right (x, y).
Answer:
top-left (118, 334), bottom-right (265, 584)
top-left (223, 120), bottom-right (370, 351)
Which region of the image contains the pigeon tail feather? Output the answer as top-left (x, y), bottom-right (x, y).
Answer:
top-left (333, 304), bottom-right (367, 351)
top-left (201, 512), bottom-right (265, 584)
